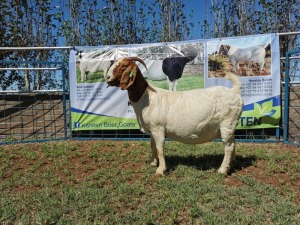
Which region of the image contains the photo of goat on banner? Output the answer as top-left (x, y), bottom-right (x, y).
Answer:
top-left (70, 42), bottom-right (205, 131)
top-left (208, 36), bottom-right (271, 77)
top-left (133, 43), bottom-right (204, 91)
top-left (75, 48), bottom-right (126, 83)
top-left (205, 34), bottom-right (281, 129)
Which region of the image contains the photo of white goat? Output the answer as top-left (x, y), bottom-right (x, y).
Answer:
top-left (162, 46), bottom-right (198, 91)
top-left (218, 43), bottom-right (270, 76)
top-left (77, 52), bottom-right (114, 82)
top-left (105, 57), bottom-right (243, 176)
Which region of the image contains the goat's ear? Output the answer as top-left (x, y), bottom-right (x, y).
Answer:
top-left (120, 63), bottom-right (138, 90)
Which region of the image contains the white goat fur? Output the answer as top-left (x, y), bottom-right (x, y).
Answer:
top-left (79, 59), bottom-right (113, 81)
top-left (220, 44), bottom-right (268, 75)
top-left (105, 57), bottom-right (243, 175)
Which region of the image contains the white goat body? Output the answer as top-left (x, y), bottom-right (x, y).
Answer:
top-left (219, 44), bottom-right (268, 74)
top-left (79, 59), bottom-right (113, 81)
top-left (133, 85), bottom-right (241, 144)
top-left (106, 57), bottom-right (243, 175)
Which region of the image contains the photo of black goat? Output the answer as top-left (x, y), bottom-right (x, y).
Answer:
top-left (162, 46), bottom-right (198, 91)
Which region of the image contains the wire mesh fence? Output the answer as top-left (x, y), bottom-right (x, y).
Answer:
top-left (1, 34), bottom-right (300, 145)
top-left (283, 50), bottom-right (300, 146)
top-left (0, 60), bottom-right (69, 144)
top-left (0, 91), bottom-right (69, 144)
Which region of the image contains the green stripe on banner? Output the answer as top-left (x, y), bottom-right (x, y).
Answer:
top-left (237, 106), bottom-right (281, 129)
top-left (71, 112), bottom-right (139, 130)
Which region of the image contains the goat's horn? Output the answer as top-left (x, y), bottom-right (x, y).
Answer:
top-left (128, 57), bottom-right (147, 70)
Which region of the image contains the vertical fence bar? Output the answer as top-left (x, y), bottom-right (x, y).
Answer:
top-left (276, 127), bottom-right (280, 142)
top-left (283, 52), bottom-right (290, 144)
top-left (62, 64), bottom-right (68, 140)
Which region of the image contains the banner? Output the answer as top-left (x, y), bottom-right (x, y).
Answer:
top-left (69, 34), bottom-right (280, 131)
top-left (69, 42), bottom-right (205, 130)
top-left (206, 34), bottom-right (280, 129)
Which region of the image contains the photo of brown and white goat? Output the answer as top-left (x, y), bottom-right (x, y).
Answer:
top-left (105, 57), bottom-right (243, 175)
top-left (218, 43), bottom-right (270, 76)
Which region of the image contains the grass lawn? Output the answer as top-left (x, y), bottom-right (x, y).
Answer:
top-left (148, 74), bottom-right (204, 90)
top-left (0, 141), bottom-right (299, 224)
top-left (76, 68), bottom-right (204, 91)
top-left (76, 70), bottom-right (106, 83)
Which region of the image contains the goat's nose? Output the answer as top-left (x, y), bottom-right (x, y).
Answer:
top-left (105, 75), bottom-right (111, 81)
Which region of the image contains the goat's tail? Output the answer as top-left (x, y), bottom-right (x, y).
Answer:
top-left (224, 72), bottom-right (242, 94)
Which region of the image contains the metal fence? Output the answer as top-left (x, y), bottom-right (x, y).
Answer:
top-left (0, 60), bottom-right (69, 144)
top-left (283, 50), bottom-right (300, 146)
top-left (1, 34), bottom-right (300, 145)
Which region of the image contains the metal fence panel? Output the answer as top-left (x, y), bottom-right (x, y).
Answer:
top-left (0, 61), bottom-right (69, 144)
top-left (283, 50), bottom-right (300, 146)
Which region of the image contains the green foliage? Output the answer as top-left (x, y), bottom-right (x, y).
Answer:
top-left (208, 0), bottom-right (300, 55)
top-left (1, 0), bottom-right (300, 90)
top-left (148, 74), bottom-right (204, 90)
top-left (0, 0), bottom-right (62, 90)
top-left (208, 55), bottom-right (225, 71)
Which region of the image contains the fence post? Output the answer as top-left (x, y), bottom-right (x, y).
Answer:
top-left (283, 52), bottom-right (290, 144)
top-left (62, 64), bottom-right (68, 140)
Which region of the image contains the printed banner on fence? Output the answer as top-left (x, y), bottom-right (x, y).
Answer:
top-left (205, 34), bottom-right (280, 129)
top-left (69, 34), bottom-right (280, 131)
top-left (69, 42), bottom-right (205, 130)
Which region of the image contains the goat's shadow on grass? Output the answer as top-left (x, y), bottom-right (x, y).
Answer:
top-left (165, 154), bottom-right (257, 175)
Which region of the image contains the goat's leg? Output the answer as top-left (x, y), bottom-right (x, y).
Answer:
top-left (82, 71), bottom-right (88, 81)
top-left (259, 60), bottom-right (265, 72)
top-left (231, 61), bottom-right (238, 74)
top-left (218, 128), bottom-right (236, 174)
top-left (173, 79), bottom-right (178, 92)
top-left (150, 138), bottom-right (158, 166)
top-left (81, 72), bottom-right (84, 81)
top-left (246, 62), bottom-right (254, 76)
top-left (150, 132), bottom-right (166, 175)
top-left (167, 77), bottom-right (173, 91)
top-left (236, 62), bottom-right (240, 71)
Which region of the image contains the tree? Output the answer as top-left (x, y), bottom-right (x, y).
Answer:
top-left (1, 0), bottom-right (299, 91)
top-left (208, 0), bottom-right (300, 55)
top-left (0, 0), bottom-right (61, 90)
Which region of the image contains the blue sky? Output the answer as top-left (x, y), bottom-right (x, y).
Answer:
top-left (51, 0), bottom-right (212, 43)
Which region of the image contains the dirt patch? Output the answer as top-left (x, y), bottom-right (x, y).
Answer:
top-left (209, 57), bottom-right (271, 77)
top-left (226, 143), bottom-right (300, 204)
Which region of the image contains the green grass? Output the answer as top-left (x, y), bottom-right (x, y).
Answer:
top-left (76, 69), bottom-right (106, 83)
top-left (76, 67), bottom-right (204, 91)
top-left (148, 74), bottom-right (204, 90)
top-left (0, 141), bottom-right (299, 224)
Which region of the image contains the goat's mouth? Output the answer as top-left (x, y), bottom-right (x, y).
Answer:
top-left (106, 80), bottom-right (120, 87)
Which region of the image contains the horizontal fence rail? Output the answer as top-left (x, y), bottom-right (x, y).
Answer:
top-left (0, 60), bottom-right (69, 144)
top-left (1, 32), bottom-right (300, 145)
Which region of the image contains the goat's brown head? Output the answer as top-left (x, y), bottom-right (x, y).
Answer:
top-left (105, 57), bottom-right (147, 90)
top-left (218, 45), bottom-right (231, 56)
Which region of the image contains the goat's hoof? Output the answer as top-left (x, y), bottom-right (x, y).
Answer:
top-left (155, 168), bottom-right (165, 176)
top-left (218, 167), bottom-right (229, 175)
top-left (150, 161), bottom-right (158, 166)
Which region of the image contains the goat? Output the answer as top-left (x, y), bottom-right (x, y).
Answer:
top-left (218, 43), bottom-right (268, 75)
top-left (78, 53), bottom-right (113, 82)
top-left (105, 57), bottom-right (243, 176)
top-left (162, 46), bottom-right (198, 91)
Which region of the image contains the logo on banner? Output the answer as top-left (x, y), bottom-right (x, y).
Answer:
top-left (74, 122), bottom-right (80, 128)
top-left (239, 97), bottom-right (280, 128)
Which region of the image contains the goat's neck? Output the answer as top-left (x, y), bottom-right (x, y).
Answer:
top-left (127, 71), bottom-right (148, 103)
